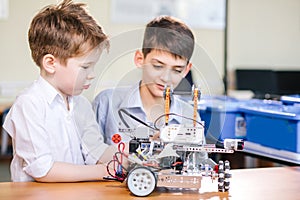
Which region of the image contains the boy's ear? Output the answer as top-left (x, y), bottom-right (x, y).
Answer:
top-left (183, 62), bottom-right (192, 77)
top-left (134, 50), bottom-right (144, 68)
top-left (42, 54), bottom-right (56, 74)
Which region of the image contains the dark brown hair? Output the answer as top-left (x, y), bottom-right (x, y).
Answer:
top-left (28, 0), bottom-right (109, 67)
top-left (142, 15), bottom-right (194, 62)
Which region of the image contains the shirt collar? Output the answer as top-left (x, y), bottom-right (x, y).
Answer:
top-left (119, 81), bottom-right (144, 109)
top-left (37, 76), bottom-right (72, 107)
top-left (119, 81), bottom-right (183, 123)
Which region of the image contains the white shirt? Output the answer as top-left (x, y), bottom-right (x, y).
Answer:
top-left (3, 76), bottom-right (108, 182)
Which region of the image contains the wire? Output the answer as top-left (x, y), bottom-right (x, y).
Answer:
top-left (153, 112), bottom-right (205, 130)
top-left (106, 159), bottom-right (118, 178)
top-left (118, 109), bottom-right (130, 128)
top-left (106, 151), bottom-right (129, 181)
top-left (114, 151), bottom-right (128, 172)
top-left (118, 108), bottom-right (158, 131)
top-left (118, 106), bottom-right (211, 143)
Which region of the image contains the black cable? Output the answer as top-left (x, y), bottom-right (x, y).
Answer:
top-left (118, 109), bottom-right (206, 139)
top-left (118, 108), bottom-right (158, 130)
top-left (118, 109), bottom-right (130, 128)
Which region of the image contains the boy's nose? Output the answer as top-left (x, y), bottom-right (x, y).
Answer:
top-left (160, 69), bottom-right (171, 83)
top-left (87, 70), bottom-right (96, 80)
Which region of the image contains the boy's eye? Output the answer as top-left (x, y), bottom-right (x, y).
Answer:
top-left (173, 67), bottom-right (184, 74)
top-left (81, 66), bottom-right (89, 69)
top-left (174, 69), bottom-right (183, 73)
top-left (153, 65), bottom-right (163, 69)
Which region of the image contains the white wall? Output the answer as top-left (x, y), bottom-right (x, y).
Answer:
top-left (0, 0), bottom-right (299, 101)
top-left (227, 0), bottom-right (300, 88)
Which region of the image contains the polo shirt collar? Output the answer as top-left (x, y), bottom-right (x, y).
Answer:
top-left (119, 81), bottom-right (182, 124)
top-left (119, 81), bottom-right (144, 110)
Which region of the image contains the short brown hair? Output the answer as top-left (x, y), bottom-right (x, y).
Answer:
top-left (28, 0), bottom-right (109, 67)
top-left (142, 15), bottom-right (194, 61)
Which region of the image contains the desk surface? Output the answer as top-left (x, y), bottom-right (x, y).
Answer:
top-left (0, 167), bottom-right (299, 200)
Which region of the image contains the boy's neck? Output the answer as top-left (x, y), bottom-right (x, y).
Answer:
top-left (41, 74), bottom-right (70, 110)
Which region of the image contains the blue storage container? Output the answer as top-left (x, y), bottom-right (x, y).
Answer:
top-left (198, 95), bottom-right (246, 141)
top-left (239, 100), bottom-right (300, 153)
top-left (281, 94), bottom-right (300, 105)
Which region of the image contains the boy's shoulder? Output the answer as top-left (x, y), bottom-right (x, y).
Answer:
top-left (14, 81), bottom-right (43, 103)
top-left (15, 77), bottom-right (57, 99)
top-left (8, 80), bottom-right (51, 116)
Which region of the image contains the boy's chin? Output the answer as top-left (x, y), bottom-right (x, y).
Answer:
top-left (72, 89), bottom-right (84, 96)
top-left (154, 92), bottom-right (164, 98)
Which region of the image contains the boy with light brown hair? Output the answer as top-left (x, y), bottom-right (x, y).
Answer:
top-left (3, 0), bottom-right (116, 182)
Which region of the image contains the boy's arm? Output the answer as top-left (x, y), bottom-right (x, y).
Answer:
top-left (75, 96), bottom-right (117, 164)
top-left (36, 143), bottom-right (129, 182)
top-left (35, 162), bottom-right (108, 182)
top-left (33, 95), bottom-right (118, 182)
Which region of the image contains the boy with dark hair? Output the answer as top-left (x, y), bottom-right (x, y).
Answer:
top-left (93, 16), bottom-right (203, 146)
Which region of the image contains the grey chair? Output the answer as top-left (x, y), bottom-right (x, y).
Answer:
top-left (1, 108), bottom-right (10, 155)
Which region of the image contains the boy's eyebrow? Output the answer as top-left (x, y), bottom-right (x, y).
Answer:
top-left (151, 58), bottom-right (164, 64)
top-left (82, 61), bottom-right (95, 65)
top-left (151, 58), bottom-right (186, 68)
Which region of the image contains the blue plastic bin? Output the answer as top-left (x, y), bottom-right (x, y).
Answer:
top-left (281, 94), bottom-right (300, 105)
top-left (198, 95), bottom-right (246, 141)
top-left (240, 100), bottom-right (300, 153)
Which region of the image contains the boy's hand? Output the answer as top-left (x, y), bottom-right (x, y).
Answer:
top-left (150, 131), bottom-right (160, 141)
top-left (97, 145), bottom-right (118, 164)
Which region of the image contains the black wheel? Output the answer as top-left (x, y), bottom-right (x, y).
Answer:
top-left (127, 167), bottom-right (157, 197)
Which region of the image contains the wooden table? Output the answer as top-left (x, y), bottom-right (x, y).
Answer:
top-left (0, 167), bottom-right (299, 200)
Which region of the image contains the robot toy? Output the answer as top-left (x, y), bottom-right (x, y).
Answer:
top-left (105, 85), bottom-right (244, 197)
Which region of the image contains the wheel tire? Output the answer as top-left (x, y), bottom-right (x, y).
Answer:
top-left (127, 167), bottom-right (157, 197)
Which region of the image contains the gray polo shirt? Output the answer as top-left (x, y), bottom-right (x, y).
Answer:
top-left (92, 81), bottom-right (202, 145)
